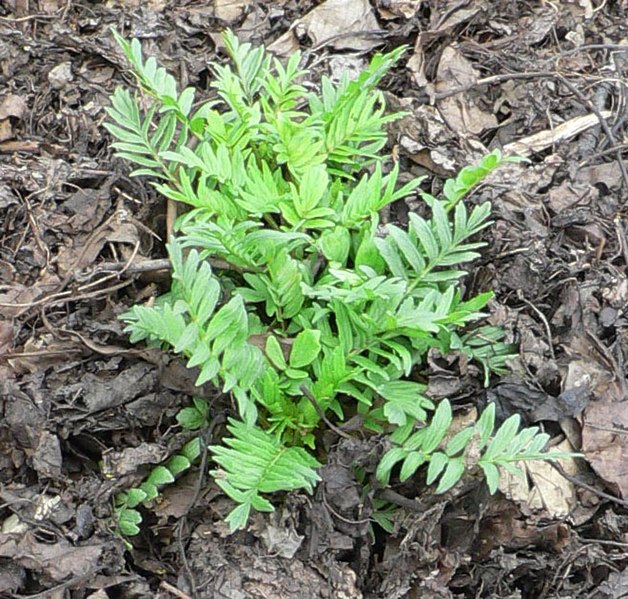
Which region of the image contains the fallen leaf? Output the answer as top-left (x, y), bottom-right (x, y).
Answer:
top-left (547, 180), bottom-right (598, 212)
top-left (475, 498), bottom-right (570, 559)
top-left (269, 0), bottom-right (383, 55)
top-left (378, 0), bottom-right (422, 19)
top-left (517, 7), bottom-right (558, 46)
top-left (582, 389), bottom-right (628, 499)
top-left (0, 532), bottom-right (113, 583)
top-left (0, 120), bottom-right (13, 143)
top-left (576, 161), bottom-right (625, 191)
top-left (8, 336), bottom-right (82, 375)
top-left (101, 442), bottom-right (169, 477)
top-left (597, 568), bottom-right (628, 598)
top-left (0, 561), bottom-right (25, 594)
top-left (214, 0), bottom-right (250, 22)
top-left (498, 439), bottom-right (579, 519)
top-left (62, 362), bottom-right (158, 413)
top-left (32, 431), bottom-right (63, 480)
top-left (0, 95), bottom-right (27, 121)
top-left (435, 46), bottom-right (498, 136)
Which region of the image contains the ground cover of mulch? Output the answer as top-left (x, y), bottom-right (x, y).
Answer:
top-left (1, 0), bottom-right (627, 597)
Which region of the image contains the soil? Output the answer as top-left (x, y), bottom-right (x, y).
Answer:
top-left (1, 0), bottom-right (628, 597)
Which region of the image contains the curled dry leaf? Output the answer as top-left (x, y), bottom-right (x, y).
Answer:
top-left (269, 0), bottom-right (384, 56)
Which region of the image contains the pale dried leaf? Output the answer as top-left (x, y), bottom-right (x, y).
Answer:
top-left (0, 95), bottom-right (27, 120)
top-left (270, 0), bottom-right (383, 55)
top-left (214, 0), bottom-right (250, 23)
top-left (498, 439), bottom-right (579, 518)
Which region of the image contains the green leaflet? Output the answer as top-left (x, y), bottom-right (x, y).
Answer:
top-left (210, 419), bottom-right (321, 531)
top-left (376, 400), bottom-right (579, 494)
top-left (290, 329), bottom-right (322, 368)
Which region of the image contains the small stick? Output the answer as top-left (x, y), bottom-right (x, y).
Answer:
top-left (159, 580), bottom-right (193, 599)
top-left (299, 385), bottom-right (353, 440)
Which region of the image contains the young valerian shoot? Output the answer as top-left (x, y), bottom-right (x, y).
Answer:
top-left (106, 29), bottom-right (570, 534)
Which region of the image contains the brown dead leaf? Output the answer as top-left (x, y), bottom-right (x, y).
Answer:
top-left (300, 0), bottom-right (383, 50)
top-left (254, 510), bottom-right (304, 559)
top-left (57, 213), bottom-right (140, 276)
top-left (154, 472), bottom-right (199, 520)
top-left (329, 55), bottom-right (368, 83)
top-left (269, 0), bottom-right (383, 56)
top-left (597, 568), bottom-right (628, 598)
top-left (4, 384), bottom-right (46, 450)
top-left (552, 333), bottom-right (628, 499)
top-left (0, 273), bottom-right (62, 319)
top-left (407, 0), bottom-right (485, 88)
top-left (214, 0), bottom-right (250, 22)
top-left (0, 561), bottom-right (25, 595)
top-left (576, 161), bottom-right (625, 191)
top-left (0, 531), bottom-right (114, 583)
top-left (498, 439), bottom-right (579, 518)
top-left (509, 314), bottom-right (560, 387)
top-left (393, 102), bottom-right (460, 175)
top-left (101, 442), bottom-right (169, 477)
top-left (0, 95), bottom-right (27, 142)
top-left (378, 0), bottom-right (422, 19)
top-left (582, 390), bottom-right (628, 499)
top-left (476, 499), bottom-right (571, 559)
top-left (0, 95), bottom-right (27, 121)
top-left (106, 0), bottom-right (167, 9)
top-left (406, 32), bottom-right (432, 88)
top-left (48, 62), bottom-right (74, 90)
top-left (561, 0), bottom-right (595, 19)
top-left (31, 430), bottom-right (63, 480)
top-left (0, 120), bottom-right (13, 143)
top-left (72, 362), bottom-right (158, 413)
top-left (430, 0), bottom-right (485, 30)
top-left (435, 46), bottom-right (498, 136)
top-left (8, 335), bottom-right (82, 375)
top-left (517, 8), bottom-right (558, 46)
top-left (602, 276), bottom-right (628, 309)
top-left (267, 29), bottom-right (301, 57)
top-left (547, 180), bottom-right (598, 213)
top-left (39, 0), bottom-right (64, 12)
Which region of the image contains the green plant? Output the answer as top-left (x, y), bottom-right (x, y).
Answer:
top-left (114, 398), bottom-right (210, 535)
top-left (376, 400), bottom-right (574, 494)
top-left (114, 435), bottom-right (201, 536)
top-left (106, 30), bottom-right (563, 534)
top-left (370, 498), bottom-right (398, 536)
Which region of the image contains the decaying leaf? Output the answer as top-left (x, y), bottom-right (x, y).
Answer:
top-left (498, 439), bottom-right (579, 519)
top-left (582, 388), bottom-right (628, 499)
top-left (269, 0), bottom-right (384, 56)
top-left (434, 46), bottom-right (498, 136)
top-left (214, 0), bottom-right (251, 22)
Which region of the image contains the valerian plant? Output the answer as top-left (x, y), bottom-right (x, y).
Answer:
top-left (106, 30), bottom-right (570, 534)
